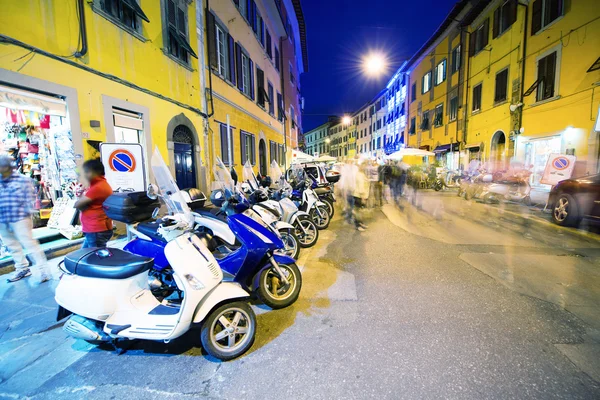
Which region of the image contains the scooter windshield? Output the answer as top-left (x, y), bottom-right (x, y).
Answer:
top-left (242, 160), bottom-right (259, 191)
top-left (150, 147), bottom-right (193, 221)
top-left (270, 160), bottom-right (283, 184)
top-left (213, 157), bottom-right (235, 193)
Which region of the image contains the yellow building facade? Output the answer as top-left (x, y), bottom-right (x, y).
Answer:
top-left (205, 0), bottom-right (287, 178)
top-left (463, 0), bottom-right (600, 184)
top-left (405, 3), bottom-right (472, 170)
top-left (0, 0), bottom-right (207, 189)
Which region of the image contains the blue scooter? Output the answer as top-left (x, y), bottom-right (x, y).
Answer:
top-left (125, 159), bottom-right (301, 309)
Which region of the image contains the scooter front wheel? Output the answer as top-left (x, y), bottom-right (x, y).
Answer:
top-left (257, 262), bottom-right (302, 309)
top-left (275, 228), bottom-right (300, 260)
top-left (310, 205), bottom-right (330, 230)
top-left (294, 218), bottom-right (319, 248)
top-left (201, 301), bottom-right (256, 361)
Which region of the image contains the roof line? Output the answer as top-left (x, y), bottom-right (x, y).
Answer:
top-left (291, 0), bottom-right (309, 72)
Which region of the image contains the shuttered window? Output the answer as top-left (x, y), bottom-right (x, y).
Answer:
top-left (449, 96), bottom-right (458, 121)
top-left (451, 45), bottom-right (461, 73)
top-left (219, 123), bottom-right (233, 165)
top-left (165, 0), bottom-right (197, 64)
top-left (256, 67), bottom-right (269, 108)
top-left (493, 0), bottom-right (517, 38)
top-left (99, 0), bottom-right (149, 33)
top-left (494, 68), bottom-right (509, 103)
top-left (472, 84), bottom-right (482, 112)
top-left (531, 0), bottom-right (564, 35)
top-left (267, 82), bottom-right (275, 115)
top-left (469, 18), bottom-right (489, 56)
top-left (422, 72), bottom-right (432, 94)
top-left (536, 51), bottom-right (557, 101)
top-left (240, 131), bottom-right (256, 165)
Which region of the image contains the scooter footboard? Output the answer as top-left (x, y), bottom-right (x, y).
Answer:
top-left (192, 283), bottom-right (250, 324)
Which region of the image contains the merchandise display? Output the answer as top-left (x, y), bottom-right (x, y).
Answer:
top-left (0, 92), bottom-right (81, 253)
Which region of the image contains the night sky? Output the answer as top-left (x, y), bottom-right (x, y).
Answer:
top-left (300, 0), bottom-right (457, 131)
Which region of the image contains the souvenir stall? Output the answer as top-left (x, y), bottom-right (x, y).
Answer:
top-left (0, 85), bottom-right (81, 261)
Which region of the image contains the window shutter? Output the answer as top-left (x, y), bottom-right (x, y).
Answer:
top-left (228, 34), bottom-right (236, 86)
top-left (509, 0), bottom-right (518, 26)
top-left (493, 7), bottom-right (500, 38)
top-left (220, 124), bottom-right (229, 165)
top-left (249, 59), bottom-right (255, 100)
top-left (176, 7), bottom-right (186, 35)
top-left (545, 52), bottom-right (557, 98)
top-left (235, 43), bottom-right (243, 91)
top-left (251, 135), bottom-right (256, 164)
top-left (482, 18), bottom-right (489, 48)
top-left (266, 30), bottom-right (272, 59)
top-left (240, 131), bottom-right (246, 164)
top-left (531, 0), bottom-right (542, 35)
top-left (256, 68), bottom-right (265, 106)
top-left (469, 30), bottom-right (476, 57)
top-left (250, 1), bottom-right (257, 32)
top-left (207, 12), bottom-right (218, 69)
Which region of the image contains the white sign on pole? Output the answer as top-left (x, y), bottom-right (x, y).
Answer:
top-left (100, 143), bottom-right (146, 192)
top-left (540, 153), bottom-right (577, 186)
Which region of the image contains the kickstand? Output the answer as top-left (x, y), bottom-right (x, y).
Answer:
top-left (110, 339), bottom-right (138, 355)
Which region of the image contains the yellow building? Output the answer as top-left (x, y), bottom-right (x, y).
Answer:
top-left (204, 0), bottom-right (288, 178)
top-left (0, 0), bottom-right (207, 190)
top-left (463, 0), bottom-right (600, 184)
top-left (405, 2), bottom-right (473, 170)
top-left (518, 0), bottom-right (600, 182)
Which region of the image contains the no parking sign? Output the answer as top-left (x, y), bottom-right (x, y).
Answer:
top-left (541, 153), bottom-right (576, 186)
top-left (100, 143), bottom-right (146, 192)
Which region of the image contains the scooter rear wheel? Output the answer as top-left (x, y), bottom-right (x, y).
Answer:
top-left (201, 301), bottom-right (256, 361)
top-left (322, 198), bottom-right (335, 218)
top-left (256, 262), bottom-right (302, 309)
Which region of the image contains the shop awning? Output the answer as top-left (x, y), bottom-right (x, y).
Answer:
top-left (433, 142), bottom-right (460, 153)
top-left (0, 85), bottom-right (67, 117)
top-left (465, 142), bottom-right (483, 151)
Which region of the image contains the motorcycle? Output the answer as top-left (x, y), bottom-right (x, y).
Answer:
top-left (463, 168), bottom-right (493, 200)
top-left (125, 157), bottom-right (302, 310)
top-left (56, 149), bottom-right (256, 360)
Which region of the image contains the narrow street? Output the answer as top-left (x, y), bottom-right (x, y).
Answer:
top-left (1, 192), bottom-right (600, 399)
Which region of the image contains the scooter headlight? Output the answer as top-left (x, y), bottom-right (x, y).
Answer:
top-left (184, 274), bottom-right (205, 290)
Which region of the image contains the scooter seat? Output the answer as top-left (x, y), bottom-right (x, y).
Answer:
top-left (137, 220), bottom-right (164, 242)
top-left (255, 203), bottom-right (281, 219)
top-left (194, 207), bottom-right (228, 222)
top-left (64, 248), bottom-right (154, 279)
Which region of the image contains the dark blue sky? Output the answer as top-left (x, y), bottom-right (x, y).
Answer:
top-left (300, 0), bottom-right (456, 131)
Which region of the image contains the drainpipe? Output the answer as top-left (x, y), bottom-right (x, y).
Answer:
top-left (463, 28), bottom-right (472, 159)
top-left (516, 2), bottom-right (529, 161)
top-left (74, 0), bottom-right (88, 58)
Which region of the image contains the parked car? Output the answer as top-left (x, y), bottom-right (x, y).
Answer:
top-left (549, 174), bottom-right (600, 226)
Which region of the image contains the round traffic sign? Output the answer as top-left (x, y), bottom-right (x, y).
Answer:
top-left (552, 156), bottom-right (570, 171)
top-left (108, 149), bottom-right (137, 172)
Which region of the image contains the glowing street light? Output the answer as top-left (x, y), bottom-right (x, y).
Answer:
top-left (363, 53), bottom-right (386, 77)
top-left (342, 115), bottom-right (352, 125)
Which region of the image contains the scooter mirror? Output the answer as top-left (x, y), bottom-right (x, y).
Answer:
top-left (147, 184), bottom-right (158, 200)
top-left (151, 207), bottom-right (160, 220)
top-left (231, 168), bottom-right (238, 186)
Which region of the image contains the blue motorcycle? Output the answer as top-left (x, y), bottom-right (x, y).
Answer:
top-left (125, 159), bottom-right (301, 309)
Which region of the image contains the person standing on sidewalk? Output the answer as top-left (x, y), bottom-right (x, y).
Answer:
top-left (0, 154), bottom-right (51, 283)
top-left (74, 159), bottom-right (113, 248)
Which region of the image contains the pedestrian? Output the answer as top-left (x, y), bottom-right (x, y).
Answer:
top-left (74, 159), bottom-right (114, 248)
top-left (339, 160), bottom-right (358, 224)
top-left (352, 163), bottom-right (370, 231)
top-left (366, 161), bottom-right (379, 208)
top-left (0, 154), bottom-right (51, 283)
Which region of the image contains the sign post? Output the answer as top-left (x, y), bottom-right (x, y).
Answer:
top-left (540, 153), bottom-right (577, 211)
top-left (100, 143), bottom-right (146, 192)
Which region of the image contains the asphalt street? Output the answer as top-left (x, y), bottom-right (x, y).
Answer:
top-left (1, 190), bottom-right (600, 399)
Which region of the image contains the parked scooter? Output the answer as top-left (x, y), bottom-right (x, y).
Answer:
top-left (463, 168), bottom-right (493, 200)
top-left (433, 168), bottom-right (463, 191)
top-left (56, 149), bottom-right (257, 360)
top-left (125, 158), bottom-right (302, 310)
top-left (480, 168), bottom-right (533, 205)
top-left (289, 166), bottom-right (331, 230)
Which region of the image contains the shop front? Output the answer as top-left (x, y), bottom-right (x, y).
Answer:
top-left (433, 142), bottom-right (460, 170)
top-left (0, 83), bottom-right (82, 263)
top-left (521, 135), bottom-right (562, 188)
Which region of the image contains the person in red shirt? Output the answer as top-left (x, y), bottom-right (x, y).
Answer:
top-left (75, 159), bottom-right (114, 248)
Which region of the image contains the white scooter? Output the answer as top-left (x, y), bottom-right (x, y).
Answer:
top-left (241, 161), bottom-right (301, 258)
top-left (55, 149), bottom-right (256, 361)
top-left (289, 165), bottom-right (331, 230)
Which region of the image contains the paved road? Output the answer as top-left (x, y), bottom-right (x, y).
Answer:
top-left (1, 191), bottom-right (600, 399)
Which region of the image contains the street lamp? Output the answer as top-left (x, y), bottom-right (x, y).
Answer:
top-left (363, 53), bottom-right (386, 77)
top-left (342, 115), bottom-right (352, 125)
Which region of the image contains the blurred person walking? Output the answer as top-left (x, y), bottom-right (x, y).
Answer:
top-left (366, 161), bottom-right (380, 208)
top-left (74, 159), bottom-right (114, 248)
top-left (0, 154), bottom-right (50, 283)
top-left (339, 161), bottom-right (358, 224)
top-left (352, 163), bottom-right (370, 231)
